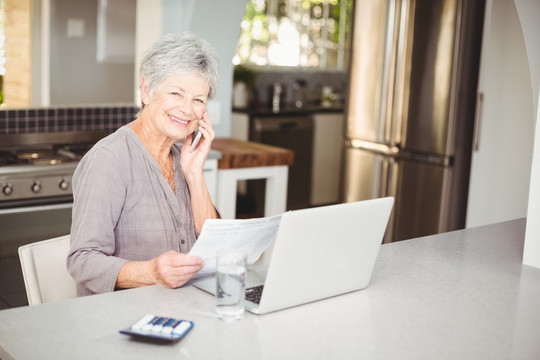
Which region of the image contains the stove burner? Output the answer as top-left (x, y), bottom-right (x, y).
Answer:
top-left (56, 143), bottom-right (95, 160)
top-left (0, 150), bottom-right (18, 166)
top-left (12, 148), bottom-right (73, 165)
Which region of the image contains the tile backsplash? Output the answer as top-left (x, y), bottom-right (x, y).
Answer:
top-left (0, 105), bottom-right (140, 135)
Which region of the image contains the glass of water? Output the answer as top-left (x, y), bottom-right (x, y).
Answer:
top-left (215, 250), bottom-right (247, 322)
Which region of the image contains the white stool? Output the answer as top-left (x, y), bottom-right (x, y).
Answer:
top-left (217, 165), bottom-right (288, 219)
top-left (211, 138), bottom-right (293, 219)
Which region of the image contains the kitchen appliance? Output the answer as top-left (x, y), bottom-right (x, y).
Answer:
top-left (251, 115), bottom-right (313, 211)
top-left (343, 0), bottom-right (485, 242)
top-left (0, 131), bottom-right (105, 256)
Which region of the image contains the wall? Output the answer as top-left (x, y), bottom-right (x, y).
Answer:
top-left (524, 97), bottom-right (540, 268)
top-left (514, 0), bottom-right (540, 268)
top-left (134, 0), bottom-right (161, 105)
top-left (514, 1), bottom-right (539, 120)
top-left (160, 0), bottom-right (248, 138)
top-left (3, 0), bottom-right (31, 107)
top-left (465, 0), bottom-right (534, 228)
top-left (96, 0), bottom-right (135, 63)
top-left (49, 0), bottom-right (134, 106)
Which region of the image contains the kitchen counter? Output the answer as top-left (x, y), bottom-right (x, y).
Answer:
top-left (1, 218), bottom-right (539, 359)
top-left (211, 138), bottom-right (294, 169)
top-left (210, 138), bottom-right (293, 218)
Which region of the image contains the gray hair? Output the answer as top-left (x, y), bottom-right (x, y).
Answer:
top-left (139, 32), bottom-right (220, 109)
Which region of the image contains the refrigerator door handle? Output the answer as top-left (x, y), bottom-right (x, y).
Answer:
top-left (346, 139), bottom-right (400, 156)
top-left (391, 0), bottom-right (414, 146)
top-left (473, 91), bottom-right (484, 151)
top-left (378, 0), bottom-right (399, 142)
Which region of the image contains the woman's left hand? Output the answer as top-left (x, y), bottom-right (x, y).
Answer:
top-left (180, 111), bottom-right (215, 175)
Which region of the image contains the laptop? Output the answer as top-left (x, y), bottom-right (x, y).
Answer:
top-left (193, 197), bottom-right (394, 315)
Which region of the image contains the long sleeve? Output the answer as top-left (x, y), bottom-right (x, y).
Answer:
top-left (67, 145), bottom-right (129, 295)
top-left (67, 127), bottom-right (198, 296)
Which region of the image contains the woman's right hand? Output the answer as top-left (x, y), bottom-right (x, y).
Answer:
top-left (180, 111), bottom-right (215, 177)
top-left (116, 251), bottom-right (204, 290)
top-left (150, 250), bottom-right (205, 288)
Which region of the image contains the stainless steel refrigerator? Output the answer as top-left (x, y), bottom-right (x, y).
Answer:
top-left (343, 0), bottom-right (485, 243)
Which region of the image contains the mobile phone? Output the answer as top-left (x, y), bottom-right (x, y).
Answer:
top-left (190, 128), bottom-right (203, 152)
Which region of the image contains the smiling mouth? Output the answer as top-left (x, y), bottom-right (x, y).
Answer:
top-left (168, 114), bottom-right (189, 125)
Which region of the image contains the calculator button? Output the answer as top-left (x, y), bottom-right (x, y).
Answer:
top-left (152, 317), bottom-right (169, 333)
top-left (173, 321), bottom-right (191, 335)
top-left (161, 319), bottom-right (175, 334)
top-left (131, 314), bottom-right (156, 330)
top-left (170, 320), bottom-right (182, 328)
top-left (141, 316), bottom-right (160, 331)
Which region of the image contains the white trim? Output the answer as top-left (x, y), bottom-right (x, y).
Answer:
top-left (41, 0), bottom-right (50, 106)
top-left (217, 166), bottom-right (288, 219)
top-left (134, 0), bottom-right (163, 105)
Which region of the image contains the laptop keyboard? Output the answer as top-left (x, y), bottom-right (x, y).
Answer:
top-left (245, 285), bottom-right (264, 304)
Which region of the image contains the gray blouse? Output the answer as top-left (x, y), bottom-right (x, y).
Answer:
top-left (67, 126), bottom-right (198, 296)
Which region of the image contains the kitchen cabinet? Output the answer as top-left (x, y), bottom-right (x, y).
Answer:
top-left (231, 112), bottom-right (250, 141)
top-left (231, 110), bottom-right (345, 209)
top-left (251, 115), bottom-right (314, 210)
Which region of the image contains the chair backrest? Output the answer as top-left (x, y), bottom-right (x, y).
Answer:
top-left (18, 234), bottom-right (77, 306)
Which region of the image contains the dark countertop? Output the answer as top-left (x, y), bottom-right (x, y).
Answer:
top-left (232, 105), bottom-right (344, 117)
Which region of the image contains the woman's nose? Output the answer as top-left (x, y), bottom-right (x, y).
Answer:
top-left (178, 97), bottom-right (194, 116)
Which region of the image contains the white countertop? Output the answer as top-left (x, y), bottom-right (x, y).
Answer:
top-left (0, 218), bottom-right (538, 359)
top-left (206, 148), bottom-right (222, 160)
top-left (173, 141), bottom-right (222, 160)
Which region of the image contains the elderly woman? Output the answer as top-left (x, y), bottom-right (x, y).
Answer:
top-left (67, 32), bottom-right (220, 296)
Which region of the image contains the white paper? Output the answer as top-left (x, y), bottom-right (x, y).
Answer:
top-left (189, 214), bottom-right (282, 275)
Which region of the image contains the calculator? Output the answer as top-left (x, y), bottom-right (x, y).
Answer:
top-left (120, 314), bottom-right (194, 342)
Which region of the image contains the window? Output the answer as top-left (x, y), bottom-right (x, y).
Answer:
top-left (233, 0), bottom-right (353, 70)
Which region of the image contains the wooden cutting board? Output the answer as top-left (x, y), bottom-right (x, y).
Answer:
top-left (211, 138), bottom-right (294, 170)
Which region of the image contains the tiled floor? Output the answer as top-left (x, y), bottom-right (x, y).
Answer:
top-left (0, 256), bottom-right (29, 309)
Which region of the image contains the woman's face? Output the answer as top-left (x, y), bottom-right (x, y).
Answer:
top-left (142, 72), bottom-right (210, 141)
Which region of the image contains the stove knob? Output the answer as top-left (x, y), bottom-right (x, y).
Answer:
top-left (59, 179), bottom-right (69, 191)
top-left (31, 182), bottom-right (42, 193)
top-left (2, 184), bottom-right (13, 196)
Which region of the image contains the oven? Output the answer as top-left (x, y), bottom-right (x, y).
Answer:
top-left (0, 131), bottom-right (105, 307)
top-left (0, 131), bottom-right (105, 257)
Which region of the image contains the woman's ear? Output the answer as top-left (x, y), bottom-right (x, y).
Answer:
top-left (140, 77), bottom-right (151, 105)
